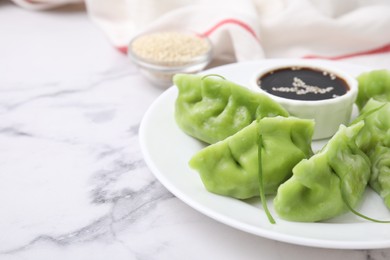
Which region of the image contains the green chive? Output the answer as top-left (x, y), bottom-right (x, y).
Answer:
top-left (201, 74), bottom-right (226, 80)
top-left (258, 134), bottom-right (276, 224)
top-left (350, 103), bottom-right (386, 125)
top-left (339, 177), bottom-right (390, 223)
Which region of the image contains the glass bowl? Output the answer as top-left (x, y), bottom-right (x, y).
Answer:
top-left (128, 31), bottom-right (213, 88)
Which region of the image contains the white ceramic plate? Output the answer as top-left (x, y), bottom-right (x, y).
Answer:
top-left (139, 59), bottom-right (390, 249)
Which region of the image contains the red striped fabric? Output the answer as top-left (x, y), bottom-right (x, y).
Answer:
top-left (303, 43), bottom-right (390, 60)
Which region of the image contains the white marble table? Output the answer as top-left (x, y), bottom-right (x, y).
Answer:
top-left (1, 2), bottom-right (390, 260)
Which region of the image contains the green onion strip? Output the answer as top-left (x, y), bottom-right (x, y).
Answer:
top-left (350, 104), bottom-right (386, 126)
top-left (339, 177), bottom-right (390, 223)
top-left (201, 74), bottom-right (226, 80)
top-left (258, 134), bottom-right (276, 224)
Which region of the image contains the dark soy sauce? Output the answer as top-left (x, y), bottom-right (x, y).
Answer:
top-left (257, 67), bottom-right (349, 101)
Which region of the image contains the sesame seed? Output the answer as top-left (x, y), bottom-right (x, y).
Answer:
top-left (131, 32), bottom-right (210, 66)
top-left (271, 77), bottom-right (334, 95)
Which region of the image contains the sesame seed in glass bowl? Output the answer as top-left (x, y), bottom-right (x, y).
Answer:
top-left (128, 31), bottom-right (213, 88)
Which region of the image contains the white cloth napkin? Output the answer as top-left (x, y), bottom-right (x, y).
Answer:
top-left (10, 0), bottom-right (390, 69)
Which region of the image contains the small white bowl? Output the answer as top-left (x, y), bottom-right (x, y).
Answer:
top-left (249, 60), bottom-right (358, 140)
top-left (128, 31), bottom-right (212, 88)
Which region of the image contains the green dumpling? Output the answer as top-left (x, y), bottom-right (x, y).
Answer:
top-left (174, 74), bottom-right (289, 144)
top-left (355, 99), bottom-right (390, 153)
top-left (369, 145), bottom-right (390, 208)
top-left (355, 69), bottom-right (390, 111)
top-left (274, 122), bottom-right (371, 222)
top-left (189, 116), bottom-right (314, 199)
top-left (354, 99), bottom-right (390, 209)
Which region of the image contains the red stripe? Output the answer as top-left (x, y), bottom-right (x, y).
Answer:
top-left (202, 18), bottom-right (259, 42)
top-left (303, 43), bottom-right (390, 60)
top-left (117, 46), bottom-right (128, 54)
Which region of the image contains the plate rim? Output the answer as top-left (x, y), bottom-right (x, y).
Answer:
top-left (139, 59), bottom-right (390, 249)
